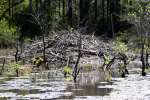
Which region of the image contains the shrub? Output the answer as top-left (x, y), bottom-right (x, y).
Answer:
top-left (113, 40), bottom-right (128, 54)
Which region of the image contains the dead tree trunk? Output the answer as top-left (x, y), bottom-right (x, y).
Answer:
top-left (146, 48), bottom-right (149, 69)
top-left (119, 53), bottom-right (129, 77)
top-left (146, 54), bottom-right (149, 68)
top-left (73, 30), bottom-right (82, 82)
top-left (15, 39), bottom-right (19, 62)
top-left (67, 0), bottom-right (73, 26)
top-left (42, 33), bottom-right (49, 70)
top-left (141, 43), bottom-right (146, 76)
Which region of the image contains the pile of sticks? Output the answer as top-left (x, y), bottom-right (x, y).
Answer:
top-left (20, 29), bottom-right (99, 67)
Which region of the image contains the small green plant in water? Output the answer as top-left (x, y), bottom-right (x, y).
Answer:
top-left (10, 61), bottom-right (21, 77)
top-left (63, 66), bottom-right (72, 75)
top-left (32, 57), bottom-right (44, 67)
top-left (11, 62), bottom-right (21, 70)
top-left (104, 54), bottom-right (111, 65)
top-left (63, 66), bottom-right (73, 81)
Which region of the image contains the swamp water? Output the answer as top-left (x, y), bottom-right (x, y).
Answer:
top-left (0, 68), bottom-right (149, 100)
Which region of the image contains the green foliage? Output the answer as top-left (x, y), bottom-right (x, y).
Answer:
top-left (104, 54), bottom-right (111, 65)
top-left (21, 0), bottom-right (30, 8)
top-left (0, 18), bottom-right (16, 48)
top-left (0, 0), bottom-right (8, 16)
top-left (10, 61), bottom-right (21, 71)
top-left (63, 66), bottom-right (72, 75)
top-left (32, 57), bottom-right (44, 66)
top-left (113, 39), bottom-right (128, 54)
top-left (0, 18), bottom-right (16, 33)
top-left (127, 0), bottom-right (150, 20)
top-left (63, 66), bottom-right (73, 81)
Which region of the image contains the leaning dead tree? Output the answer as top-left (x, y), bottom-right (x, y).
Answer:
top-left (98, 50), bottom-right (130, 77)
top-left (72, 29), bottom-right (82, 82)
top-left (98, 40), bottom-right (132, 78)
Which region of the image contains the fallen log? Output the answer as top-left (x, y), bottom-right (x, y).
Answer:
top-left (67, 48), bottom-right (98, 55)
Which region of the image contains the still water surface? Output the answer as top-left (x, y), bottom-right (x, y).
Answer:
top-left (0, 68), bottom-right (149, 100)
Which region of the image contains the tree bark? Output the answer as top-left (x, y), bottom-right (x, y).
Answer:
top-left (94, 0), bottom-right (97, 21)
top-left (73, 30), bottom-right (82, 82)
top-left (67, 0), bottom-right (73, 26)
top-left (141, 43), bottom-right (146, 76)
top-left (62, 0), bottom-right (66, 22)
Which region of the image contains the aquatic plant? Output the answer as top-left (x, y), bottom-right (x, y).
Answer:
top-left (32, 57), bottom-right (44, 67)
top-left (10, 61), bottom-right (21, 77)
top-left (63, 66), bottom-right (72, 77)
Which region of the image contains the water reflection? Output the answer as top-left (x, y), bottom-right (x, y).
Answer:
top-left (60, 70), bottom-right (113, 99)
top-left (0, 70), bottom-right (113, 99)
top-left (71, 84), bottom-right (112, 96)
top-left (0, 68), bottom-right (149, 100)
